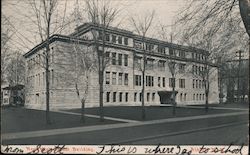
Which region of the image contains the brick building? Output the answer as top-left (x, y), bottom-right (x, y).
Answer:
top-left (23, 23), bottom-right (219, 110)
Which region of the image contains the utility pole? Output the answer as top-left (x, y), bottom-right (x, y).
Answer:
top-left (236, 50), bottom-right (243, 104)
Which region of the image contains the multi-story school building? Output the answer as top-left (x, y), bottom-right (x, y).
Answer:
top-left (24, 23), bottom-right (219, 109)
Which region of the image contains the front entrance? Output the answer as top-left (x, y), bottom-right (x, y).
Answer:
top-left (158, 91), bottom-right (178, 104)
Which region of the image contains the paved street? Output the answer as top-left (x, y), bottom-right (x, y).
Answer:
top-left (131, 123), bottom-right (249, 145)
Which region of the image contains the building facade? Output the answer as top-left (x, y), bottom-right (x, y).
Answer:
top-left (24, 23), bottom-right (219, 110)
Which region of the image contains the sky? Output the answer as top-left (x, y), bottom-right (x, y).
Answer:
top-left (2, 0), bottom-right (187, 54)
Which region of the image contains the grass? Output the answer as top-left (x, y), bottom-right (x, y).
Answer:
top-left (1, 107), bottom-right (122, 133)
top-left (2, 104), bottom-right (245, 134)
top-left (66, 105), bottom-right (239, 121)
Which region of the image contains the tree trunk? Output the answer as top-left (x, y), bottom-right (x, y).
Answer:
top-left (141, 43), bottom-right (146, 120)
top-left (99, 72), bottom-right (104, 122)
top-left (172, 76), bottom-right (176, 116)
top-left (81, 98), bottom-right (85, 123)
top-left (205, 74), bottom-right (209, 113)
top-left (45, 40), bottom-right (51, 124)
top-left (45, 23), bottom-right (51, 124)
top-left (142, 66), bottom-right (146, 120)
top-left (98, 28), bottom-right (105, 122)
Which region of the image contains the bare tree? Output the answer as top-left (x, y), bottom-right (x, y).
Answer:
top-left (157, 24), bottom-right (194, 115)
top-left (5, 52), bottom-right (25, 86)
top-left (25, 0), bottom-right (69, 124)
top-left (1, 15), bottom-right (15, 87)
top-left (130, 11), bottom-right (155, 120)
top-left (83, 0), bottom-right (120, 122)
top-left (56, 40), bottom-right (96, 123)
top-left (176, 0), bottom-right (250, 38)
top-left (173, 0), bottom-right (249, 109)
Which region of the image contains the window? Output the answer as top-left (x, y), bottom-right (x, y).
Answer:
top-left (124, 73), bottom-right (128, 85)
top-left (203, 94), bottom-right (205, 100)
top-left (112, 35), bottom-right (116, 43)
top-left (198, 66), bottom-right (201, 75)
top-left (199, 80), bottom-right (201, 89)
top-left (98, 31), bottom-right (103, 40)
top-left (179, 64), bottom-right (185, 73)
top-left (51, 70), bottom-right (54, 86)
top-left (42, 72), bottom-right (45, 87)
top-left (124, 37), bottom-right (128, 45)
top-left (135, 56), bottom-right (141, 68)
top-left (146, 59), bottom-right (154, 70)
top-left (118, 54), bottom-right (122, 65)
top-left (195, 66), bottom-right (198, 75)
top-left (193, 79), bottom-right (195, 88)
top-left (158, 77), bottom-right (161, 87)
top-left (184, 93), bottom-right (187, 101)
top-left (193, 94), bottom-right (195, 100)
top-left (169, 49), bottom-right (174, 56)
top-left (106, 72), bottom-right (110, 84)
top-left (125, 92), bottom-right (128, 102)
top-left (146, 43), bottom-right (153, 51)
top-left (38, 74), bottom-right (40, 86)
top-left (105, 52), bottom-right (110, 62)
top-left (119, 92), bottom-right (123, 102)
top-left (162, 77), bottom-right (165, 87)
top-left (146, 76), bottom-right (154, 87)
top-left (179, 51), bottom-right (185, 58)
top-left (113, 92), bottom-right (117, 102)
top-left (112, 53), bottom-right (116, 65)
top-left (134, 41), bottom-right (142, 49)
top-left (106, 92), bottom-right (110, 102)
top-left (118, 73), bottom-right (123, 85)
top-left (180, 93), bottom-right (183, 101)
top-left (169, 78), bottom-right (175, 87)
top-left (118, 36), bottom-right (122, 44)
top-left (124, 54), bottom-right (128, 66)
top-left (196, 80), bottom-right (198, 88)
top-left (158, 61), bottom-right (165, 71)
top-left (179, 79), bottom-right (185, 88)
top-left (152, 93), bottom-right (155, 102)
top-left (106, 34), bottom-right (110, 41)
top-left (147, 93), bottom-right (150, 102)
top-left (134, 92), bottom-right (137, 102)
top-left (196, 94), bottom-right (199, 101)
top-left (158, 45), bottom-right (165, 54)
top-left (200, 94), bottom-right (202, 100)
top-left (112, 72), bottom-right (117, 85)
top-left (135, 75), bottom-right (141, 86)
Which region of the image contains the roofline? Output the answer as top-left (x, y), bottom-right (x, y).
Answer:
top-left (24, 23), bottom-right (210, 58)
top-left (23, 34), bottom-right (91, 58)
top-left (78, 22), bottom-right (209, 55)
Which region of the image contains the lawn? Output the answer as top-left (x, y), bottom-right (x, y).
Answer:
top-left (66, 105), bottom-right (240, 121)
top-left (1, 107), bottom-right (122, 133)
top-left (1, 105), bottom-right (244, 134)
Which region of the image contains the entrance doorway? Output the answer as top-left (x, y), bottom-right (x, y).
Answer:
top-left (158, 91), bottom-right (178, 104)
